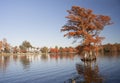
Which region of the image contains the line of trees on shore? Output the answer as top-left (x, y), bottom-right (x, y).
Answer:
top-left (76, 43), bottom-right (120, 54)
top-left (0, 38), bottom-right (33, 53)
top-left (0, 38), bottom-right (77, 54)
top-left (0, 38), bottom-right (120, 54)
top-left (102, 43), bottom-right (120, 52)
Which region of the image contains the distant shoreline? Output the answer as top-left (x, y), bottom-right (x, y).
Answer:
top-left (0, 52), bottom-right (77, 56)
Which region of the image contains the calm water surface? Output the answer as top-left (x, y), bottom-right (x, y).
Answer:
top-left (0, 53), bottom-right (120, 83)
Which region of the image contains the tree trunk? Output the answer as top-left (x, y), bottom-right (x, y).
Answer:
top-left (83, 50), bottom-right (96, 61)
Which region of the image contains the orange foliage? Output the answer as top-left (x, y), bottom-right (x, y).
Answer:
top-left (84, 46), bottom-right (90, 52)
top-left (61, 6), bottom-right (112, 54)
top-left (50, 48), bottom-right (58, 53)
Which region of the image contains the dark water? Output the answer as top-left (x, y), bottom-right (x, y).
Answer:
top-left (0, 53), bottom-right (120, 83)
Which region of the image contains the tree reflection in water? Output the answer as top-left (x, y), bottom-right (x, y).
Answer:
top-left (65, 60), bottom-right (103, 83)
top-left (76, 60), bottom-right (103, 83)
top-left (20, 55), bottom-right (30, 70)
top-left (0, 55), bottom-right (10, 72)
top-left (49, 53), bottom-right (76, 61)
top-left (41, 54), bottom-right (48, 62)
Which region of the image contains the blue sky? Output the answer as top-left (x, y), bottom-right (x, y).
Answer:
top-left (0, 0), bottom-right (120, 48)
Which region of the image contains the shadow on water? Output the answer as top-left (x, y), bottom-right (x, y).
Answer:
top-left (65, 59), bottom-right (104, 83)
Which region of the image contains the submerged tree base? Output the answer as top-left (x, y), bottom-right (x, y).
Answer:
top-left (81, 57), bottom-right (96, 62)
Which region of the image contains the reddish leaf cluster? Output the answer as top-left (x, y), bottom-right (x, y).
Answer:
top-left (61, 6), bottom-right (112, 54)
top-left (50, 48), bottom-right (59, 53)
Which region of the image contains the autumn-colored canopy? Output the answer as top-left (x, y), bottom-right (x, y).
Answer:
top-left (61, 6), bottom-right (112, 53)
